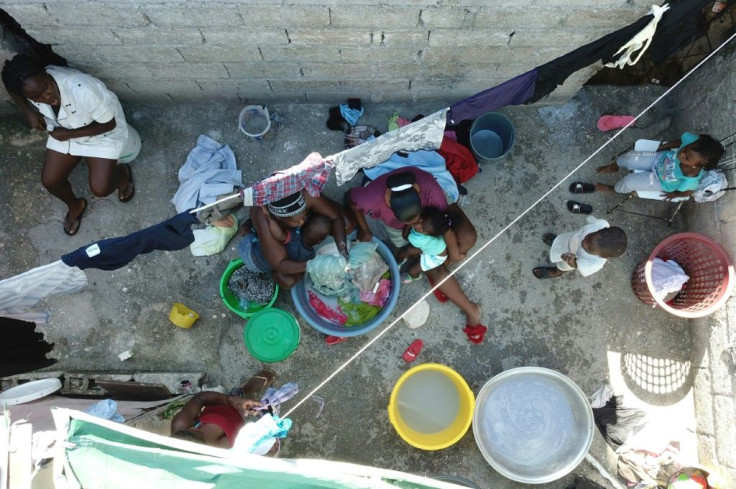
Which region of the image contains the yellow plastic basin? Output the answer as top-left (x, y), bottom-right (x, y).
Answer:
top-left (388, 363), bottom-right (475, 450)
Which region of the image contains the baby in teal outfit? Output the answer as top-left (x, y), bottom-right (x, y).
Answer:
top-left (397, 206), bottom-right (454, 283)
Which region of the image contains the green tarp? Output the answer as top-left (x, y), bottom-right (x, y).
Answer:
top-left (53, 409), bottom-right (467, 489)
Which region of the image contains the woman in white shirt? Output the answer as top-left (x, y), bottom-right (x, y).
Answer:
top-left (2, 55), bottom-right (134, 235)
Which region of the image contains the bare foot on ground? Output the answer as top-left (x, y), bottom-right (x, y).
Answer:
top-left (465, 302), bottom-right (482, 326)
top-left (594, 183), bottom-right (617, 194)
top-left (596, 161), bottom-right (619, 173)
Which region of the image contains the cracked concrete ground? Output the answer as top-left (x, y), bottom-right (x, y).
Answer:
top-left (0, 85), bottom-right (699, 488)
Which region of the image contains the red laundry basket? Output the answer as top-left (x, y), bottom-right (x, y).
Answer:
top-left (631, 233), bottom-right (734, 318)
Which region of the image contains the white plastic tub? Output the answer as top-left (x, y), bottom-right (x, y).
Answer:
top-left (238, 105), bottom-right (271, 140)
top-left (473, 367), bottom-right (594, 484)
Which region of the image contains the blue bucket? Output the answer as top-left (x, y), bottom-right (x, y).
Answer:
top-left (291, 236), bottom-right (400, 337)
top-left (469, 112), bottom-right (515, 163)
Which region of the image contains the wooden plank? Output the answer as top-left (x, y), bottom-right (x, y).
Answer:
top-left (8, 423), bottom-right (32, 489)
top-left (96, 381), bottom-right (172, 401)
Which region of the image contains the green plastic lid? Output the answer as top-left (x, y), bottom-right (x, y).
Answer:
top-left (244, 308), bottom-right (300, 362)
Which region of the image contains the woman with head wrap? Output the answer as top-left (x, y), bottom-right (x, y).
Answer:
top-left (238, 190), bottom-right (356, 289)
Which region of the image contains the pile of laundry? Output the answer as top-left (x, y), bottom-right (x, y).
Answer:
top-left (305, 242), bottom-right (392, 326)
top-left (588, 384), bottom-right (710, 488)
top-left (650, 258), bottom-right (689, 301)
top-left (227, 267), bottom-right (277, 307)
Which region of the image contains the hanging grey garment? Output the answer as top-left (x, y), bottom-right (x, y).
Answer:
top-left (330, 109), bottom-right (448, 185)
top-left (171, 134), bottom-right (243, 212)
top-left (227, 267), bottom-right (276, 305)
top-left (0, 260), bottom-right (87, 314)
top-left (603, 4), bottom-right (670, 69)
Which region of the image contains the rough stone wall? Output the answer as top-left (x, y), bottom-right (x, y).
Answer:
top-left (0, 0), bottom-right (652, 106)
top-left (671, 39), bottom-right (736, 488)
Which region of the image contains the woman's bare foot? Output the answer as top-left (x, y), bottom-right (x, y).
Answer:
top-left (596, 161), bottom-right (619, 173)
top-left (594, 183), bottom-right (616, 195)
top-left (465, 302), bottom-right (482, 326)
top-left (241, 369), bottom-right (277, 396)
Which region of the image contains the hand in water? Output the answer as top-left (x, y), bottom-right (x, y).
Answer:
top-left (357, 229), bottom-right (372, 242)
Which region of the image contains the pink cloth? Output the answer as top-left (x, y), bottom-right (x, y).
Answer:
top-left (249, 152), bottom-right (333, 206)
top-left (397, 117), bottom-right (411, 127)
top-left (350, 167), bottom-right (448, 230)
top-left (308, 291), bottom-right (347, 324)
top-left (359, 278), bottom-right (391, 307)
top-left (597, 115), bottom-right (635, 132)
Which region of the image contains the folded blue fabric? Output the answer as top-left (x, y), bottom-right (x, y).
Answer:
top-left (340, 104), bottom-right (364, 126)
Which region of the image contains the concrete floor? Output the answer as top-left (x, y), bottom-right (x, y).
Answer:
top-left (0, 85), bottom-right (700, 488)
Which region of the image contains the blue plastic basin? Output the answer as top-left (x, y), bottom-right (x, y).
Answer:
top-left (291, 236), bottom-right (400, 337)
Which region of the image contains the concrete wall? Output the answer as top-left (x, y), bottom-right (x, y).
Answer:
top-left (672, 38), bottom-right (736, 488)
top-left (0, 0), bottom-right (653, 106)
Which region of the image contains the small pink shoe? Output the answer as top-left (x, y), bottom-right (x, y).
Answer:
top-left (597, 115), bottom-right (635, 131)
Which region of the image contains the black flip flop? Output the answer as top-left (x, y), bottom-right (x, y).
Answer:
top-left (567, 200), bottom-right (592, 214)
top-left (569, 182), bottom-right (595, 194)
top-left (63, 198), bottom-right (88, 236)
top-left (119, 163), bottom-right (135, 203)
top-left (533, 266), bottom-right (563, 279)
top-left (542, 233), bottom-right (557, 246)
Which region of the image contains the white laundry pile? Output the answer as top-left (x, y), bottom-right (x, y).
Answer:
top-left (650, 258), bottom-right (689, 300)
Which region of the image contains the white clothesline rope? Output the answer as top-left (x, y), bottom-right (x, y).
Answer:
top-left (283, 30), bottom-right (736, 419)
top-left (189, 192), bottom-right (240, 214)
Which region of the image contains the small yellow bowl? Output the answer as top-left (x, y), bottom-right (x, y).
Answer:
top-left (169, 302), bottom-right (200, 329)
top-left (388, 363), bottom-right (475, 450)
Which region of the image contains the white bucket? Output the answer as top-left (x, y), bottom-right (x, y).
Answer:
top-left (119, 124), bottom-right (142, 163)
top-left (239, 105), bottom-right (271, 140)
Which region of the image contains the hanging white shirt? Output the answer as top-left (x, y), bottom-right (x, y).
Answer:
top-left (30, 65), bottom-right (128, 159)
